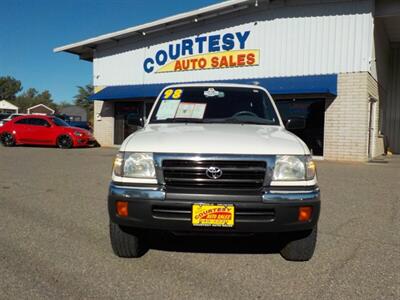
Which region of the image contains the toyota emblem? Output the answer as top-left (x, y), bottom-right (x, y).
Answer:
top-left (206, 166), bottom-right (223, 179)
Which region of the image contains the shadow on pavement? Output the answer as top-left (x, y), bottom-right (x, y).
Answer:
top-left (10, 144), bottom-right (100, 149)
top-left (145, 231), bottom-right (285, 255)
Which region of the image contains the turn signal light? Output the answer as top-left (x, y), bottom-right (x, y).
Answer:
top-left (116, 201), bottom-right (128, 217)
top-left (298, 206), bottom-right (312, 222)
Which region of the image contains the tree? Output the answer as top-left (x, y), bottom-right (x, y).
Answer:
top-left (57, 101), bottom-right (73, 110)
top-left (74, 84), bottom-right (93, 110)
top-left (35, 90), bottom-right (56, 109)
top-left (0, 75), bottom-right (61, 113)
top-left (74, 84), bottom-right (94, 122)
top-left (13, 88), bottom-right (38, 112)
top-left (14, 88), bottom-right (56, 112)
top-left (24, 88), bottom-right (38, 99)
top-left (0, 76), bottom-right (22, 100)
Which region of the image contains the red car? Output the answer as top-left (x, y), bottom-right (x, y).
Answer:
top-left (0, 115), bottom-right (98, 148)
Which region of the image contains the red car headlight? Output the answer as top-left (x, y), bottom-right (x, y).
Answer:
top-left (73, 131), bottom-right (84, 137)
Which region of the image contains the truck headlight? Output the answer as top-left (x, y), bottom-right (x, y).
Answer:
top-left (273, 155), bottom-right (316, 181)
top-left (113, 152), bottom-right (156, 178)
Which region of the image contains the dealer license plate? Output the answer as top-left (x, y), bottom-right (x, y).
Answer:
top-left (192, 204), bottom-right (235, 227)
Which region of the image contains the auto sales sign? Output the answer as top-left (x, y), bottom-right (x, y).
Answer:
top-left (143, 30), bottom-right (259, 74)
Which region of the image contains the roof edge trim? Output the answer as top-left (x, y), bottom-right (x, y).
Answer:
top-left (53, 0), bottom-right (258, 53)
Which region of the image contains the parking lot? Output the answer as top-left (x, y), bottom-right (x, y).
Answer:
top-left (0, 146), bottom-right (399, 299)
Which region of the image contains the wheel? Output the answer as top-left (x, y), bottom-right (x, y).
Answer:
top-left (109, 221), bottom-right (148, 258)
top-left (0, 132), bottom-right (15, 147)
top-left (56, 135), bottom-right (73, 149)
top-left (280, 225), bottom-right (317, 261)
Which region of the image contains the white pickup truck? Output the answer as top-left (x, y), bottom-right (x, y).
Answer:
top-left (109, 83), bottom-right (320, 261)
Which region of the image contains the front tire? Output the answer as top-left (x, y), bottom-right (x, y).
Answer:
top-left (0, 132), bottom-right (15, 147)
top-left (109, 221), bottom-right (148, 258)
top-left (56, 135), bottom-right (73, 149)
top-left (280, 225), bottom-right (317, 261)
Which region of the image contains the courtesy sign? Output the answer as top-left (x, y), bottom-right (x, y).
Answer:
top-left (192, 204), bottom-right (235, 227)
top-left (157, 49), bottom-right (259, 73)
top-left (143, 30), bottom-right (259, 74)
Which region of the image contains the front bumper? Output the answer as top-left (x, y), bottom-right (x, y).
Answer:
top-left (75, 136), bottom-right (98, 147)
top-left (108, 183), bottom-right (320, 233)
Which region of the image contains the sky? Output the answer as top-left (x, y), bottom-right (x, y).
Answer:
top-left (0, 0), bottom-right (221, 103)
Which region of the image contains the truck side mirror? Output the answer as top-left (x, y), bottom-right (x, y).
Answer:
top-left (286, 118), bottom-right (306, 130)
top-left (127, 113), bottom-right (144, 127)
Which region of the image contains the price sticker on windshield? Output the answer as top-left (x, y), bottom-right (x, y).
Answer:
top-left (162, 89), bottom-right (183, 100)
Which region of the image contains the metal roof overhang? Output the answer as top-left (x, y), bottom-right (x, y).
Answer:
top-left (54, 0), bottom-right (268, 61)
top-left (89, 74), bottom-right (337, 100)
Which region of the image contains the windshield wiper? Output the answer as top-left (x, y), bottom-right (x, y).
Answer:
top-left (224, 118), bottom-right (275, 125)
top-left (152, 118), bottom-right (275, 125)
top-left (160, 118), bottom-right (205, 123)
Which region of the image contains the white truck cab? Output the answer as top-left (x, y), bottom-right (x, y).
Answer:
top-left (109, 83), bottom-right (320, 261)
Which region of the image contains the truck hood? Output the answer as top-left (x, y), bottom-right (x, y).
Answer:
top-left (121, 124), bottom-right (309, 155)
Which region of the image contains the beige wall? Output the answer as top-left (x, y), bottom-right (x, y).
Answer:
top-left (324, 72), bottom-right (385, 161)
top-left (93, 100), bottom-right (114, 146)
top-left (324, 73), bottom-right (369, 161)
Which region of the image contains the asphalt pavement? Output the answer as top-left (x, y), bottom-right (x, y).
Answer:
top-left (0, 146), bottom-right (399, 299)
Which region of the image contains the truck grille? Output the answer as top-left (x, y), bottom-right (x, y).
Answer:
top-left (162, 160), bottom-right (266, 191)
top-left (152, 205), bottom-right (275, 222)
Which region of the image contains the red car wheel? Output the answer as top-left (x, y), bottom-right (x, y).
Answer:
top-left (0, 132), bottom-right (15, 147)
top-left (56, 135), bottom-right (73, 149)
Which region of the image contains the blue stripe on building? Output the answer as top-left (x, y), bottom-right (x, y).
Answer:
top-left (90, 74), bottom-right (337, 100)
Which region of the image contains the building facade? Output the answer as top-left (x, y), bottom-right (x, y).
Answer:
top-left (55, 0), bottom-right (400, 161)
top-left (59, 106), bottom-right (88, 122)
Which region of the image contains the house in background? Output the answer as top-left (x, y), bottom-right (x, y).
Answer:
top-left (59, 106), bottom-right (87, 121)
top-left (27, 104), bottom-right (55, 115)
top-left (0, 100), bottom-right (19, 114)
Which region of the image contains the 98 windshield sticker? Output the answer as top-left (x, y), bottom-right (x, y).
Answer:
top-left (162, 88), bottom-right (183, 100)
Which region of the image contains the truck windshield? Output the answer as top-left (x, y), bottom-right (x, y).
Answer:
top-left (150, 86), bottom-right (280, 125)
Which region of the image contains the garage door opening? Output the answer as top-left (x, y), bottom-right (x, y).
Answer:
top-left (114, 100), bottom-right (155, 145)
top-left (275, 98), bottom-right (325, 156)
